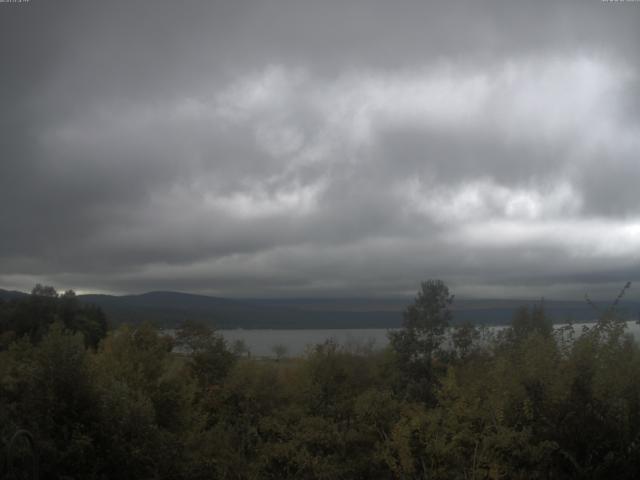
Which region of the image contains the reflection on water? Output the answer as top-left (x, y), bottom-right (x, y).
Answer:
top-left (210, 321), bottom-right (640, 358)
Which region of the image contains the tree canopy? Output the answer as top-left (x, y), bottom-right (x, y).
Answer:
top-left (3, 281), bottom-right (640, 479)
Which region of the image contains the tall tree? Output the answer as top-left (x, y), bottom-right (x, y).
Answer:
top-left (389, 279), bottom-right (454, 402)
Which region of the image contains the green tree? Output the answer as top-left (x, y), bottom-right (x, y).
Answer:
top-left (175, 320), bottom-right (236, 388)
top-left (31, 284), bottom-right (58, 298)
top-left (272, 343), bottom-right (288, 361)
top-left (92, 324), bottom-right (204, 479)
top-left (388, 279), bottom-right (454, 402)
top-left (506, 301), bottom-right (552, 345)
top-left (0, 324), bottom-right (100, 478)
top-left (0, 286), bottom-right (107, 349)
top-left (451, 321), bottom-right (480, 360)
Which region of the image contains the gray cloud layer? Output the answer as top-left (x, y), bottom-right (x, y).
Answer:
top-left (1, 0), bottom-right (640, 299)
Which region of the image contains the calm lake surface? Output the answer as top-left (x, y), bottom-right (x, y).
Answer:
top-left (219, 328), bottom-right (391, 357)
top-left (215, 321), bottom-right (640, 357)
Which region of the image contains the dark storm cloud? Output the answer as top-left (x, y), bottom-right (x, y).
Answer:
top-left (1, 0), bottom-right (640, 298)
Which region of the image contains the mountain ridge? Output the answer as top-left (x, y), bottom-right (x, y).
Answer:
top-left (3, 288), bottom-right (639, 329)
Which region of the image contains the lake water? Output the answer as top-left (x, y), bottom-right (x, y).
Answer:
top-left (215, 321), bottom-right (640, 357)
top-left (219, 328), bottom-right (391, 357)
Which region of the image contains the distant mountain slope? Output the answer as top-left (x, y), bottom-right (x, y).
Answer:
top-left (0, 288), bottom-right (29, 301)
top-left (251, 297), bottom-right (640, 327)
top-left (77, 292), bottom-right (403, 329)
top-left (80, 291), bottom-right (239, 310)
top-left (76, 292), bottom-right (640, 329)
top-left (4, 288), bottom-right (639, 328)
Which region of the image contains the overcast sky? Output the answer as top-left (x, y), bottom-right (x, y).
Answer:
top-left (1, 0), bottom-right (640, 299)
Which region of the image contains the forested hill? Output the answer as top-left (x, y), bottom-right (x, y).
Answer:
top-left (0, 289), bottom-right (28, 301)
top-left (3, 289), bottom-right (638, 328)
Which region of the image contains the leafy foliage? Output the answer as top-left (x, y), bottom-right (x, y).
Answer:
top-left (0, 285), bottom-right (108, 349)
top-left (388, 279), bottom-right (454, 403)
top-left (3, 281), bottom-right (640, 479)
